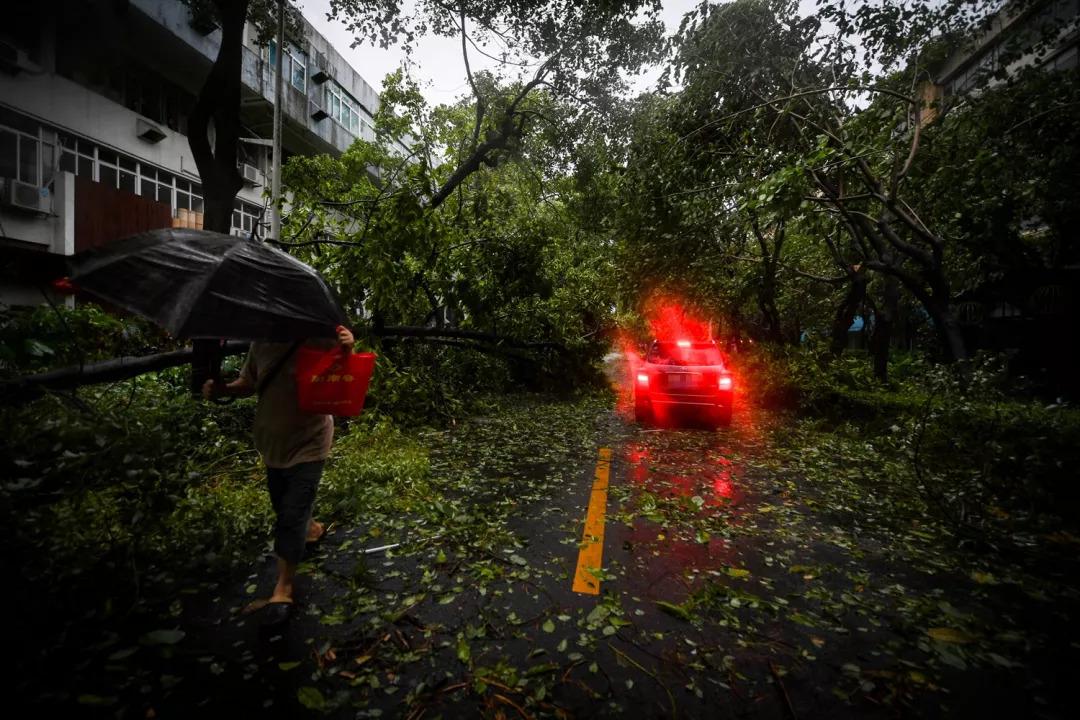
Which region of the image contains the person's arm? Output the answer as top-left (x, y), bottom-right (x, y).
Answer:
top-left (202, 346), bottom-right (258, 400)
top-left (202, 375), bottom-right (254, 400)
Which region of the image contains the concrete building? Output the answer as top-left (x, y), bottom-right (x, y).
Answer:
top-left (917, 0), bottom-right (1078, 125)
top-left (0, 0), bottom-right (398, 306)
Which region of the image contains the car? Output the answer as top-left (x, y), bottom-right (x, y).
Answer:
top-left (634, 339), bottom-right (734, 427)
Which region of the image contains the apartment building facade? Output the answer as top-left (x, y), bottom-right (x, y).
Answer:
top-left (917, 0), bottom-right (1078, 125)
top-left (0, 0), bottom-right (393, 305)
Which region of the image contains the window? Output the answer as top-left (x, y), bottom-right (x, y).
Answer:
top-left (232, 199), bottom-right (264, 237)
top-left (647, 342), bottom-right (725, 367)
top-left (324, 81), bottom-right (365, 136)
top-left (175, 179), bottom-right (204, 213)
top-left (0, 129), bottom-right (17, 180)
top-left (97, 149), bottom-right (119, 188)
top-left (291, 50), bottom-right (306, 92)
top-left (1, 109), bottom-right (205, 217)
top-left (0, 125), bottom-right (51, 186)
top-left (269, 41), bottom-right (307, 93)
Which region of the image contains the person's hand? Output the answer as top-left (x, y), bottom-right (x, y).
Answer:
top-left (202, 378), bottom-right (224, 400)
top-left (336, 325), bottom-right (355, 354)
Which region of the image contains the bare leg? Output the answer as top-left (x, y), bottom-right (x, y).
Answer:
top-left (269, 556), bottom-right (297, 603)
top-left (306, 519), bottom-right (325, 543)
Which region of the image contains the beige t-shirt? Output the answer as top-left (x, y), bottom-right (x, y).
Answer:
top-left (240, 340), bottom-right (334, 469)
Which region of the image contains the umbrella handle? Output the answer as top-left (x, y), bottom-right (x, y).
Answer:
top-left (191, 339), bottom-right (230, 399)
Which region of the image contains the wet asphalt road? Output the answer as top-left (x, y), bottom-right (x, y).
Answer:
top-left (120, 355), bottom-right (1077, 719)
top-left (165, 395), bottom-right (799, 719)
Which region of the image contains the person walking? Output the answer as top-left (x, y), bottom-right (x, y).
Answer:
top-left (203, 325), bottom-right (355, 623)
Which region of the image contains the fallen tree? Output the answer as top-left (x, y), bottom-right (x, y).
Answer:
top-left (0, 341), bottom-right (251, 403)
top-left (1, 326), bottom-right (566, 404)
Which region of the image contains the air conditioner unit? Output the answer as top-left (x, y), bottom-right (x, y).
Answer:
top-left (311, 51), bottom-right (331, 84)
top-left (238, 163), bottom-right (260, 185)
top-left (1, 178), bottom-right (48, 213)
top-left (309, 100), bottom-right (328, 121)
top-left (188, 9), bottom-right (219, 36)
top-left (136, 118), bottom-right (166, 143)
top-left (0, 40), bottom-right (40, 75)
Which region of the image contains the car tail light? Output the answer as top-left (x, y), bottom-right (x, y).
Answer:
top-left (637, 373), bottom-right (649, 385)
top-left (718, 375), bottom-right (733, 390)
top-left (52, 277), bottom-right (77, 295)
top-left (676, 339), bottom-right (691, 348)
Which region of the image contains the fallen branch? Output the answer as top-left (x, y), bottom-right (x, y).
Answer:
top-left (1, 341), bottom-right (251, 403)
top-left (609, 643), bottom-right (676, 719)
top-left (769, 661), bottom-right (797, 720)
top-left (376, 325), bottom-right (566, 355)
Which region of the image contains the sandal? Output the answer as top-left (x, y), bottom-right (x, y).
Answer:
top-left (262, 600), bottom-right (294, 626)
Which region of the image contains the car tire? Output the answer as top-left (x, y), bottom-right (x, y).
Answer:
top-left (714, 405), bottom-right (732, 427)
top-left (634, 403), bottom-right (651, 425)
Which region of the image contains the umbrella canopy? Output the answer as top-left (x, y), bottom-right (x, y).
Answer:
top-left (69, 228), bottom-right (346, 342)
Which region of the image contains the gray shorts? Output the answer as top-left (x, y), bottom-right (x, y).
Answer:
top-left (266, 460), bottom-right (324, 565)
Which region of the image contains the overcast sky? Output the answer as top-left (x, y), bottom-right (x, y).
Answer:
top-left (299, 0), bottom-right (822, 107)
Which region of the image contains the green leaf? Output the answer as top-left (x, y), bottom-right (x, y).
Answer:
top-left (25, 339), bottom-right (54, 357)
top-left (456, 635), bottom-right (471, 663)
top-left (656, 600), bottom-right (693, 622)
top-left (542, 619), bottom-right (555, 633)
top-left (140, 629), bottom-right (185, 646)
top-left (77, 694), bottom-right (117, 706)
top-left (297, 686), bottom-right (326, 711)
top-left (107, 647), bottom-right (138, 661)
top-left (927, 627), bottom-right (975, 644)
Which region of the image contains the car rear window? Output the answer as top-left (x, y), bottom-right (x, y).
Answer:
top-left (647, 342), bottom-right (724, 367)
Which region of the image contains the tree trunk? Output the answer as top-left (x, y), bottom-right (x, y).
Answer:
top-left (933, 303), bottom-right (968, 363)
top-left (830, 269), bottom-right (866, 356)
top-left (872, 274), bottom-right (899, 382)
top-left (188, 0), bottom-right (249, 234)
top-left (756, 278), bottom-right (784, 344)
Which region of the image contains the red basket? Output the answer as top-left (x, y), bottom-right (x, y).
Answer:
top-left (294, 347), bottom-right (376, 417)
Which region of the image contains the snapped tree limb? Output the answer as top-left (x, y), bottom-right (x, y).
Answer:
top-left (1, 342), bottom-right (251, 404)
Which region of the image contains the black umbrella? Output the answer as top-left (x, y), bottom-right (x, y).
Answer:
top-left (69, 228), bottom-right (346, 342)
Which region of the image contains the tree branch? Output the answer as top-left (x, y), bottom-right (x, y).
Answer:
top-left (376, 325), bottom-right (564, 352)
top-left (427, 61), bottom-right (551, 209)
top-left (459, 4), bottom-right (485, 157)
top-left (2, 342), bottom-right (251, 403)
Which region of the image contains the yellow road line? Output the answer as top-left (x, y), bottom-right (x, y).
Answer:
top-left (573, 447), bottom-right (612, 595)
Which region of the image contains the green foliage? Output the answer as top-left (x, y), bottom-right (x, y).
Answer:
top-left (0, 370), bottom-right (436, 622)
top-left (0, 302), bottom-right (177, 376)
top-left (2, 374), bottom-right (251, 588)
top-left (915, 69), bottom-right (1080, 276)
top-left (320, 418), bottom-right (430, 518)
top-left (746, 342), bottom-right (1080, 532)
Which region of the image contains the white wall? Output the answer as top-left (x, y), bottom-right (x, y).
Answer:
top-left (0, 74), bottom-right (197, 176)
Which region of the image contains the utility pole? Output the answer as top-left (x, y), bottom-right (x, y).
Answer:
top-left (270, 0), bottom-right (284, 242)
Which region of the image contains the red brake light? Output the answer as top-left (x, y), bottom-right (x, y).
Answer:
top-left (637, 373), bottom-right (649, 385)
top-left (52, 277), bottom-right (77, 295)
top-left (718, 376), bottom-right (733, 390)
